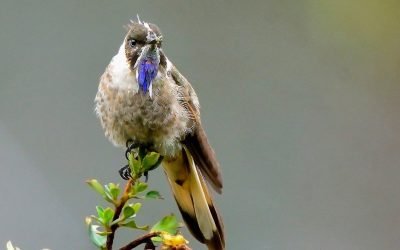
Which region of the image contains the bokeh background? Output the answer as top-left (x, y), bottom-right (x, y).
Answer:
top-left (1, 0), bottom-right (399, 249)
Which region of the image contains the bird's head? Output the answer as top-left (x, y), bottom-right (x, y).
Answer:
top-left (124, 18), bottom-right (163, 97)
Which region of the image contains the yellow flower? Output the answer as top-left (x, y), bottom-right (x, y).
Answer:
top-left (160, 232), bottom-right (189, 249)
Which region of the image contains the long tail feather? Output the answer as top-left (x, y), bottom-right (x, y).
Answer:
top-left (163, 147), bottom-right (225, 250)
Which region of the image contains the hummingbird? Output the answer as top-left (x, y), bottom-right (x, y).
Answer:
top-left (95, 18), bottom-right (225, 250)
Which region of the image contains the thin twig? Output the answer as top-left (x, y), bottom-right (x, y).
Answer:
top-left (119, 232), bottom-right (160, 250)
top-left (106, 178), bottom-right (135, 250)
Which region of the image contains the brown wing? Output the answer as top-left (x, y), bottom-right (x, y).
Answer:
top-left (170, 64), bottom-right (223, 193)
top-left (183, 126), bottom-right (223, 193)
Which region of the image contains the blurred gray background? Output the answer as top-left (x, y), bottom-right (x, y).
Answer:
top-left (1, 0), bottom-right (399, 249)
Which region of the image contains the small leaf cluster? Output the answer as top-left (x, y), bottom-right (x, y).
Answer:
top-left (86, 149), bottom-right (183, 250)
top-left (128, 148), bottom-right (162, 178)
top-left (87, 180), bottom-right (121, 204)
top-left (86, 179), bottom-right (165, 248)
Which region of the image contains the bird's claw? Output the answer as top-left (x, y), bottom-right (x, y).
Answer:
top-left (119, 165), bottom-right (132, 180)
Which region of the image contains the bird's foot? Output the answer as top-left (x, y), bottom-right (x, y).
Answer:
top-left (122, 140), bottom-right (164, 182)
top-left (118, 165), bottom-right (132, 180)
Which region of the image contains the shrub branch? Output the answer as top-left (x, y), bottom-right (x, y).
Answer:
top-left (106, 178), bottom-right (135, 250)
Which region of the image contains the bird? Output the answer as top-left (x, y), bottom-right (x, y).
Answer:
top-left (95, 18), bottom-right (225, 250)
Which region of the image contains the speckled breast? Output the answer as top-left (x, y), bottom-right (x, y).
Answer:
top-left (95, 77), bottom-right (191, 155)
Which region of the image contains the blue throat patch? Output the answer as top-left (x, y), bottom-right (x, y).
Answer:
top-left (138, 58), bottom-right (158, 94)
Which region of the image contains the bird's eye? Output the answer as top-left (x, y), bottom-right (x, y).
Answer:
top-left (128, 39), bottom-right (137, 48)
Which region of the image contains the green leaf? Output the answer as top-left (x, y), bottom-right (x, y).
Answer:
top-left (96, 206), bottom-right (104, 218)
top-left (120, 220), bottom-right (149, 231)
top-left (127, 187), bottom-right (137, 198)
top-left (87, 179), bottom-right (114, 204)
top-left (110, 188), bottom-right (120, 200)
top-left (87, 179), bottom-right (105, 196)
top-left (129, 153), bottom-right (141, 175)
top-left (132, 203), bottom-right (142, 213)
top-left (104, 191), bottom-right (114, 204)
top-left (86, 217), bottom-right (106, 248)
top-left (151, 236), bottom-right (163, 243)
top-left (101, 207), bottom-right (115, 226)
top-left (108, 182), bottom-right (119, 189)
top-left (145, 190), bottom-right (163, 199)
top-left (142, 152), bottom-right (160, 171)
top-left (134, 181), bottom-right (148, 193)
top-left (122, 205), bottom-right (135, 219)
top-left (151, 214), bottom-right (179, 235)
top-left (105, 183), bottom-right (120, 201)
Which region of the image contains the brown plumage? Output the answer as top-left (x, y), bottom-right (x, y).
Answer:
top-left (95, 20), bottom-right (224, 249)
